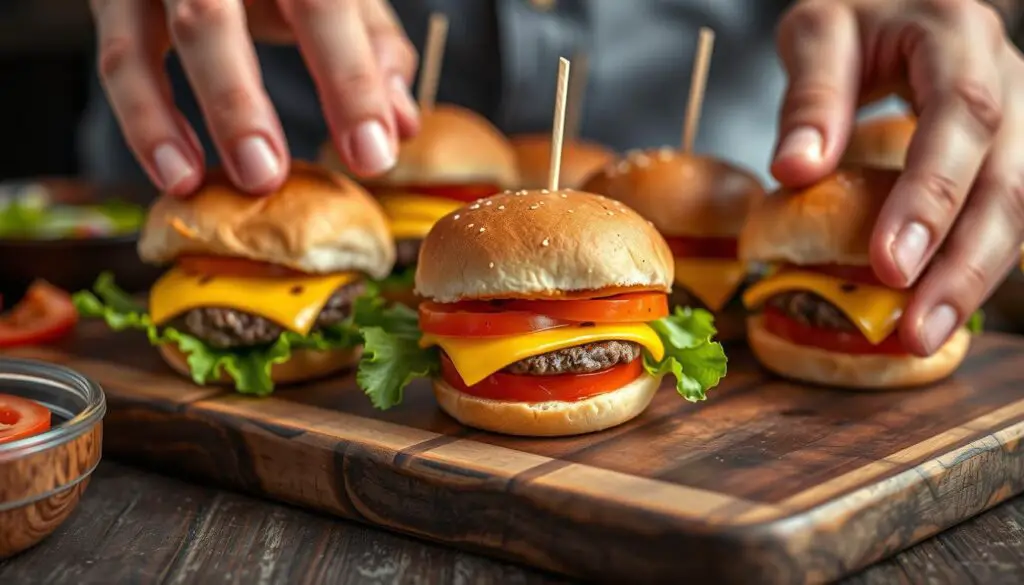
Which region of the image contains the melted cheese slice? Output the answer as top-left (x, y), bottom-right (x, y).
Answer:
top-left (150, 267), bottom-right (358, 334)
top-left (742, 270), bottom-right (908, 345)
top-left (379, 194), bottom-right (463, 239)
top-left (673, 258), bottom-right (748, 311)
top-left (420, 324), bottom-right (665, 386)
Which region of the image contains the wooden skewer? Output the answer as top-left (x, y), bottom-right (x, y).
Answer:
top-left (417, 13), bottom-right (450, 112)
top-left (563, 51), bottom-right (589, 143)
top-left (548, 57), bottom-right (571, 192)
top-left (682, 27), bottom-right (715, 153)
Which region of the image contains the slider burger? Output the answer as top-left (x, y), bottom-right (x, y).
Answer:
top-left (582, 149), bottom-right (766, 341)
top-left (72, 163), bottom-right (396, 394)
top-left (840, 114), bottom-right (915, 170)
top-left (510, 134), bottom-right (615, 189)
top-left (320, 104), bottom-right (519, 304)
top-left (355, 189), bottom-right (727, 437)
top-left (739, 167), bottom-right (979, 389)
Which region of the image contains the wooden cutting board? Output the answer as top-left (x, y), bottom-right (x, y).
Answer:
top-left (7, 320), bottom-right (1024, 585)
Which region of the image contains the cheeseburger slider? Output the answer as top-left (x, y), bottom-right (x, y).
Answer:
top-left (739, 167), bottom-right (980, 389)
top-left (510, 134), bottom-right (615, 189)
top-left (73, 163), bottom-right (395, 394)
top-left (355, 189), bottom-right (727, 437)
top-left (840, 114), bottom-right (915, 170)
top-left (320, 104), bottom-right (519, 303)
top-left (582, 149), bottom-right (766, 341)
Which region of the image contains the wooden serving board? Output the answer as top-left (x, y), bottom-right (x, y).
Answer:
top-left (7, 320), bottom-right (1024, 585)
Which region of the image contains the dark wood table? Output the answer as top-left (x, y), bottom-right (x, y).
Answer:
top-left (0, 461), bottom-right (1021, 584)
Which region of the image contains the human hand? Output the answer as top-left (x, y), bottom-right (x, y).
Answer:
top-left (772, 0), bottom-right (1024, 356)
top-left (89, 0), bottom-right (420, 196)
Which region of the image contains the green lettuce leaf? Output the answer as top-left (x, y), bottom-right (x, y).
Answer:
top-left (375, 266), bottom-right (417, 293)
top-left (967, 310), bottom-right (985, 334)
top-left (643, 307), bottom-right (728, 402)
top-left (72, 272), bottom-right (362, 396)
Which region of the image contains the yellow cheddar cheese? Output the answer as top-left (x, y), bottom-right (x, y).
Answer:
top-left (150, 267), bottom-right (358, 335)
top-left (378, 194), bottom-right (464, 240)
top-left (742, 270), bottom-right (908, 345)
top-left (673, 258), bottom-right (748, 312)
top-left (420, 324), bottom-right (664, 386)
top-left (388, 218), bottom-right (439, 240)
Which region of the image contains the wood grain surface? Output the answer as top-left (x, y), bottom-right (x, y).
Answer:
top-left (7, 321), bottom-right (1024, 584)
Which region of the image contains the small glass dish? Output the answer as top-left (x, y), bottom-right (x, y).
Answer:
top-left (0, 357), bottom-right (106, 557)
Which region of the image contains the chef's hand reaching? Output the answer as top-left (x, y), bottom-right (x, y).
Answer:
top-left (772, 0), bottom-right (1024, 357)
top-left (89, 0), bottom-right (418, 196)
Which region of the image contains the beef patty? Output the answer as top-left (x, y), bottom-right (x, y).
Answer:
top-left (500, 340), bottom-right (642, 376)
top-left (766, 291), bottom-right (855, 331)
top-left (177, 280), bottom-right (366, 348)
top-left (394, 238), bottom-right (422, 269)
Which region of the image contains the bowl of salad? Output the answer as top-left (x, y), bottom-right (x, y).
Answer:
top-left (0, 178), bottom-right (162, 304)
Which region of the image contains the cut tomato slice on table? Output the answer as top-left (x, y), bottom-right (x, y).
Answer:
top-left (0, 394), bottom-right (52, 444)
top-left (0, 280), bottom-right (78, 348)
top-left (441, 355), bottom-right (643, 402)
top-left (762, 307), bottom-right (907, 355)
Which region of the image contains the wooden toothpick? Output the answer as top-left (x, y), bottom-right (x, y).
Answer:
top-left (548, 57), bottom-right (571, 192)
top-left (682, 27), bottom-right (715, 153)
top-left (417, 13), bottom-right (449, 112)
top-left (564, 51), bottom-right (589, 143)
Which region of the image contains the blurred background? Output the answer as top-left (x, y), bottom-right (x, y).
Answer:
top-left (0, 3), bottom-right (1021, 331)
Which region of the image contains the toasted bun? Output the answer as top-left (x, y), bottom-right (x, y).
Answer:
top-left (738, 167), bottom-right (898, 266)
top-left (319, 104), bottom-right (519, 189)
top-left (582, 149), bottom-right (766, 238)
top-left (747, 315), bottom-right (970, 389)
top-left (415, 189), bottom-right (674, 302)
top-left (510, 134), bottom-right (616, 190)
top-left (433, 373), bottom-right (661, 436)
top-left (158, 344), bottom-right (361, 386)
top-left (841, 115), bottom-right (915, 170)
top-left (138, 162), bottom-right (395, 278)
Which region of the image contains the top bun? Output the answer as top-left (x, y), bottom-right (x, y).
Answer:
top-left (739, 167), bottom-right (898, 266)
top-left (510, 134), bottom-right (616, 189)
top-left (841, 115), bottom-right (915, 170)
top-left (415, 189), bottom-right (674, 302)
top-left (319, 104), bottom-right (519, 189)
top-left (138, 162), bottom-right (396, 279)
top-left (581, 149), bottom-right (766, 237)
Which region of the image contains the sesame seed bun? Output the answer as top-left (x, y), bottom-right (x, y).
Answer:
top-left (414, 189), bottom-right (674, 302)
top-left (581, 149), bottom-right (766, 238)
top-left (747, 315), bottom-right (969, 389)
top-left (319, 104), bottom-right (519, 189)
top-left (738, 167), bottom-right (898, 267)
top-left (158, 344), bottom-right (362, 387)
top-left (138, 162), bottom-right (395, 279)
top-left (841, 115), bottom-right (915, 170)
top-left (510, 134), bottom-right (616, 189)
top-left (433, 373), bottom-right (662, 436)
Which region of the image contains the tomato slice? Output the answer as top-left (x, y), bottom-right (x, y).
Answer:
top-left (503, 293), bottom-right (669, 323)
top-left (177, 255), bottom-right (306, 278)
top-left (0, 281), bottom-right (78, 348)
top-left (664, 236), bottom-right (738, 260)
top-left (374, 183), bottom-right (502, 203)
top-left (0, 394), bottom-right (52, 444)
top-left (419, 301), bottom-right (572, 337)
top-left (797, 264), bottom-right (885, 287)
top-left (441, 354), bottom-right (643, 402)
top-left (763, 307), bottom-right (907, 355)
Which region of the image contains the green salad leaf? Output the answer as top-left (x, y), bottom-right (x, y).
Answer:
top-left (72, 272), bottom-right (362, 395)
top-left (642, 307), bottom-right (728, 401)
top-left (966, 310), bottom-right (985, 334)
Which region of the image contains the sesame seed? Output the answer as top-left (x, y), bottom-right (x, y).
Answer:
top-left (568, 209), bottom-right (575, 214)
top-left (516, 190), bottom-right (527, 195)
top-left (453, 214), bottom-right (460, 220)
top-left (497, 205), bottom-right (505, 210)
top-left (479, 227), bottom-right (486, 233)
top-left (468, 223), bottom-right (475, 228)
top-left (607, 211), bottom-right (614, 216)
top-left (489, 262), bottom-right (495, 268)
top-left (469, 204), bottom-right (480, 210)
top-left (502, 190), bottom-right (511, 194)
top-left (542, 238), bottom-right (550, 246)
top-left (485, 200), bottom-right (493, 206)
top-left (529, 204), bottom-right (539, 210)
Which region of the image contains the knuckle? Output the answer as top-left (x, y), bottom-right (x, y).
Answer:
top-left (958, 259), bottom-right (988, 293)
top-left (206, 87), bottom-right (260, 125)
top-left (911, 170), bottom-right (964, 217)
top-left (949, 77), bottom-right (1003, 137)
top-left (780, 81), bottom-right (843, 119)
top-left (97, 36), bottom-right (135, 79)
top-left (998, 178), bottom-right (1024, 229)
top-left (170, 0), bottom-right (233, 43)
top-left (326, 68), bottom-right (380, 103)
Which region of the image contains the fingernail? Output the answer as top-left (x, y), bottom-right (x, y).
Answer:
top-left (233, 135), bottom-right (280, 190)
top-left (390, 75), bottom-right (419, 122)
top-left (153, 143), bottom-right (195, 191)
top-left (348, 120), bottom-right (396, 175)
top-left (776, 125), bottom-right (823, 162)
top-left (892, 221), bottom-right (931, 281)
top-left (921, 303), bottom-right (958, 354)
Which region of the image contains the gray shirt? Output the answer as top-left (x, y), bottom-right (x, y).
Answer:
top-left (77, 0), bottom-right (903, 189)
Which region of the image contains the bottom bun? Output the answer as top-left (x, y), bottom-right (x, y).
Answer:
top-left (747, 315), bottom-right (970, 389)
top-left (158, 344), bottom-right (361, 386)
top-left (433, 373), bottom-right (662, 437)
